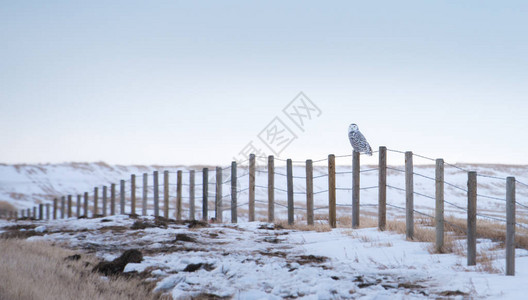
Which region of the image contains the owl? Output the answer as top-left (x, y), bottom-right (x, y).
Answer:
top-left (348, 123), bottom-right (372, 156)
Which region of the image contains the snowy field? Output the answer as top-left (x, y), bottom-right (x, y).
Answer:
top-left (1, 215), bottom-right (528, 299)
top-left (2, 158), bottom-right (528, 298)
top-left (2, 157), bottom-right (528, 224)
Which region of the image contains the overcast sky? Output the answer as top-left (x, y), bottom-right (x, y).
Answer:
top-left (1, 1), bottom-right (527, 166)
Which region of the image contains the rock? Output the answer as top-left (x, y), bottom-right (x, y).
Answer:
top-left (175, 233), bottom-right (196, 243)
top-left (183, 263), bottom-right (215, 272)
top-left (93, 249), bottom-right (143, 276)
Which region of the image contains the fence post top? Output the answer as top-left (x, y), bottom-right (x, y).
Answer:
top-left (436, 158), bottom-right (444, 163)
top-left (379, 146), bottom-right (387, 150)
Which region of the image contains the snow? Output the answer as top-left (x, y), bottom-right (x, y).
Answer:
top-left (4, 215), bottom-right (527, 299)
top-left (2, 161), bottom-right (528, 298)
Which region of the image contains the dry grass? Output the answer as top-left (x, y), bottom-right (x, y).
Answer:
top-left (0, 200), bottom-right (16, 215)
top-left (444, 216), bottom-right (528, 249)
top-left (0, 239), bottom-right (169, 300)
top-left (274, 220), bottom-right (331, 232)
top-left (475, 250), bottom-right (502, 274)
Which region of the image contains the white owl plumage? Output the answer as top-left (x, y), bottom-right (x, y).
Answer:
top-left (348, 123), bottom-right (372, 156)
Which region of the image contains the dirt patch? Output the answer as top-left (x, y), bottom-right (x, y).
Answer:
top-left (258, 251), bottom-right (288, 258)
top-left (398, 282), bottom-right (425, 289)
top-left (98, 225), bottom-right (129, 233)
top-left (296, 255), bottom-right (328, 265)
top-left (258, 224), bottom-right (284, 230)
top-left (438, 290), bottom-right (468, 297)
top-left (143, 245), bottom-right (207, 256)
top-left (131, 219), bottom-right (169, 229)
top-left (186, 220), bottom-right (209, 229)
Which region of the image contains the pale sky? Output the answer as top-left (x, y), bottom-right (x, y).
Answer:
top-left (1, 1), bottom-right (527, 165)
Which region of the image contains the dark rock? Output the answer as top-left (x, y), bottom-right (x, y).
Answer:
top-left (175, 233), bottom-right (196, 243)
top-left (100, 219), bottom-right (112, 222)
top-left (183, 263), bottom-right (215, 272)
top-left (93, 249), bottom-right (143, 276)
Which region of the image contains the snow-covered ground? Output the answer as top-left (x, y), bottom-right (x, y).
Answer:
top-left (2, 158), bottom-right (528, 298)
top-left (1, 215), bottom-right (528, 299)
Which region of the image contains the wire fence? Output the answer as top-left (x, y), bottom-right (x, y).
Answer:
top-left (6, 147), bottom-right (528, 235)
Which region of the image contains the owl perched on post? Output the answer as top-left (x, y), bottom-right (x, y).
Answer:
top-left (348, 123), bottom-right (372, 156)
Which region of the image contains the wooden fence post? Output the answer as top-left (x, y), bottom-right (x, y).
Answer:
top-left (27, 208), bottom-right (31, 219)
top-left (164, 171), bottom-right (169, 218)
top-left (176, 170), bottom-right (182, 220)
top-left (203, 168), bottom-right (208, 221)
top-left (467, 171), bottom-right (477, 266)
top-left (287, 159), bottom-right (294, 225)
top-left (46, 203), bottom-right (50, 220)
top-left (216, 167), bottom-right (222, 222)
top-left (352, 151), bottom-right (360, 228)
top-left (67, 195), bottom-right (72, 218)
top-left (93, 188), bottom-right (98, 217)
top-left (306, 159), bottom-right (314, 226)
top-left (378, 146), bottom-right (387, 231)
top-left (328, 155), bottom-right (336, 228)
top-left (506, 177), bottom-right (516, 276)
top-left (83, 192), bottom-right (88, 217)
top-left (53, 198), bottom-right (57, 219)
top-left (110, 184), bottom-right (116, 216)
top-left (435, 158), bottom-right (444, 253)
top-left (405, 151), bottom-right (414, 240)
top-left (61, 196), bottom-right (65, 219)
top-left (120, 180), bottom-right (125, 215)
top-left (231, 161), bottom-right (237, 223)
top-left (268, 156), bottom-right (275, 222)
top-left (249, 154), bottom-right (256, 222)
top-left (153, 171), bottom-right (159, 217)
top-left (102, 186), bottom-right (107, 217)
top-left (76, 195), bottom-right (81, 218)
top-left (33, 207), bottom-right (36, 219)
top-left (39, 204), bottom-right (43, 220)
top-left (131, 174), bottom-right (136, 215)
top-left (142, 173), bottom-right (148, 216)
top-left (190, 170), bottom-right (195, 220)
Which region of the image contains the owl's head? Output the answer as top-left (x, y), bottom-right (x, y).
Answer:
top-left (348, 123), bottom-right (359, 132)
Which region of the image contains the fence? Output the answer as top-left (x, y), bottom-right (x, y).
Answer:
top-left (2, 146), bottom-right (527, 276)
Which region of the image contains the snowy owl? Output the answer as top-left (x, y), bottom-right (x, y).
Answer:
top-left (348, 123), bottom-right (372, 156)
